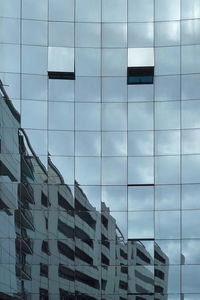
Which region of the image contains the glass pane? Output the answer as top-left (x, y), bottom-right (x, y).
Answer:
top-left (128, 157), bottom-right (154, 185)
top-left (0, 44), bottom-right (20, 73)
top-left (155, 47), bottom-right (180, 75)
top-left (22, 45), bottom-right (47, 74)
top-left (182, 74), bottom-right (200, 100)
top-left (182, 155), bottom-right (200, 183)
top-left (128, 23), bottom-right (154, 47)
top-left (102, 186), bottom-right (127, 211)
top-left (22, 20), bottom-right (48, 46)
top-left (128, 0), bottom-right (154, 22)
top-left (75, 103), bottom-right (101, 131)
top-left (22, 0), bottom-right (48, 20)
top-left (48, 131), bottom-right (74, 156)
top-left (49, 0), bottom-right (74, 22)
top-left (102, 0), bottom-right (127, 22)
top-left (0, 73), bottom-right (20, 100)
top-left (75, 0), bottom-right (101, 22)
top-left (182, 129), bottom-right (200, 154)
top-left (0, 0), bottom-right (21, 18)
top-left (155, 130), bottom-right (180, 155)
top-left (182, 240), bottom-right (200, 264)
top-left (155, 75), bottom-right (180, 101)
top-left (49, 156), bottom-right (74, 185)
top-left (102, 157), bottom-right (127, 185)
top-left (128, 102), bottom-right (153, 130)
top-left (181, 20), bottom-right (200, 45)
top-left (155, 211), bottom-right (180, 239)
top-left (76, 48), bottom-right (100, 76)
top-left (21, 100), bottom-right (47, 129)
top-left (102, 103), bottom-right (127, 131)
top-left (128, 212), bottom-right (154, 239)
top-left (155, 0), bottom-right (180, 21)
top-left (155, 266), bottom-right (180, 293)
top-left (78, 185), bottom-right (101, 211)
top-left (155, 156), bottom-right (180, 184)
top-left (25, 129), bottom-right (47, 156)
top-left (75, 157), bottom-right (101, 185)
top-left (48, 102), bottom-right (74, 130)
top-left (128, 131), bottom-right (153, 156)
top-left (128, 84), bottom-right (154, 102)
top-left (49, 22), bottom-right (74, 47)
top-left (102, 49), bottom-right (127, 76)
top-left (102, 132), bottom-right (127, 156)
top-left (0, 18), bottom-right (20, 44)
top-left (22, 74), bottom-right (47, 101)
top-left (75, 132), bottom-right (100, 156)
top-left (182, 184), bottom-right (200, 209)
top-left (102, 23), bottom-right (127, 47)
top-left (155, 240), bottom-right (180, 265)
top-left (155, 185), bottom-right (180, 210)
top-left (182, 210), bottom-right (200, 238)
top-left (128, 186), bottom-right (154, 211)
top-left (182, 100), bottom-right (200, 128)
top-left (155, 21), bottom-right (180, 46)
top-left (75, 23), bottom-right (100, 47)
top-left (102, 77), bottom-right (127, 102)
top-left (75, 77), bottom-right (100, 102)
top-left (181, 0), bottom-right (200, 19)
top-left (182, 266), bottom-right (200, 293)
top-left (49, 79), bottom-right (74, 101)
top-left (182, 45), bottom-right (200, 74)
top-left (48, 47), bottom-right (74, 72)
top-left (155, 101), bottom-right (180, 130)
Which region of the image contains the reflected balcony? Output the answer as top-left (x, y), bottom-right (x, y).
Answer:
top-left (19, 183), bottom-right (34, 204)
top-left (15, 208), bottom-right (35, 231)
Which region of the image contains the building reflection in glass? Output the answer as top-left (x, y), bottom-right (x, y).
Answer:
top-left (0, 81), bottom-right (169, 299)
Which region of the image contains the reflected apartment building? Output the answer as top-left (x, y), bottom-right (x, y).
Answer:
top-left (0, 82), bottom-right (168, 299)
top-left (1, 0), bottom-right (200, 300)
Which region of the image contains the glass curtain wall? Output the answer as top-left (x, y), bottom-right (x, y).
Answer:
top-left (0, 0), bottom-right (200, 299)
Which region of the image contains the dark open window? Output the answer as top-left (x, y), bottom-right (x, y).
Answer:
top-left (127, 66), bottom-right (154, 85)
top-left (48, 71), bottom-right (75, 80)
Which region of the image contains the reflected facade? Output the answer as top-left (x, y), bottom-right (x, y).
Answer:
top-left (0, 0), bottom-right (199, 299)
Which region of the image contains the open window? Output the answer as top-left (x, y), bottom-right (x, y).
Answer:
top-left (48, 47), bottom-right (75, 80)
top-left (127, 48), bottom-right (154, 84)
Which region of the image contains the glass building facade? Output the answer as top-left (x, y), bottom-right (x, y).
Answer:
top-left (0, 0), bottom-right (200, 299)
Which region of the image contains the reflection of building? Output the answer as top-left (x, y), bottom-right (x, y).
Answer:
top-left (0, 82), bottom-right (169, 299)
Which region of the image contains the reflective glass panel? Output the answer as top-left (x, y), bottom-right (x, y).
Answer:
top-left (155, 211), bottom-right (180, 239)
top-left (48, 131), bottom-right (74, 156)
top-left (155, 47), bottom-right (180, 75)
top-left (102, 132), bottom-right (127, 156)
top-left (21, 100), bottom-right (47, 129)
top-left (128, 131), bottom-right (153, 156)
top-left (155, 185), bottom-right (180, 210)
top-left (155, 21), bottom-right (180, 46)
top-left (76, 0), bottom-right (101, 22)
top-left (155, 156), bottom-right (180, 184)
top-left (76, 48), bottom-right (100, 76)
top-left (102, 186), bottom-right (127, 211)
top-left (48, 47), bottom-right (74, 72)
top-left (155, 130), bottom-right (180, 155)
top-left (75, 23), bottom-right (100, 47)
top-left (128, 23), bottom-right (154, 47)
top-left (49, 22), bottom-right (74, 47)
top-left (102, 23), bottom-right (127, 48)
top-left (155, 101), bottom-right (180, 130)
top-left (128, 186), bottom-right (154, 211)
top-left (102, 157), bottom-right (127, 185)
top-left (0, 44), bottom-right (20, 73)
top-left (0, 18), bottom-right (20, 44)
top-left (75, 103), bottom-right (101, 131)
top-left (182, 184), bottom-right (200, 209)
top-left (128, 212), bottom-right (154, 239)
top-left (22, 0), bottom-right (48, 20)
top-left (181, 20), bottom-right (200, 45)
top-left (182, 155), bottom-right (200, 183)
top-left (48, 102), bottom-right (74, 130)
top-left (128, 0), bottom-right (154, 22)
top-left (182, 210), bottom-right (200, 238)
top-left (182, 100), bottom-right (200, 128)
top-left (22, 75), bottom-right (47, 101)
top-left (102, 0), bottom-right (127, 22)
top-left (49, 0), bottom-right (74, 21)
top-left (102, 49), bottom-right (127, 76)
top-left (75, 157), bottom-right (101, 185)
top-left (75, 77), bottom-right (100, 102)
top-left (155, 75), bottom-right (180, 101)
top-left (155, 0), bottom-right (180, 21)
top-left (128, 102), bottom-right (153, 130)
top-left (128, 157), bottom-right (154, 185)
top-left (102, 103), bottom-right (127, 131)
top-left (75, 132), bottom-right (101, 156)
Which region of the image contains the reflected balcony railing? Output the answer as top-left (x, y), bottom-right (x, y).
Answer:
top-left (19, 183), bottom-right (34, 204)
top-left (16, 263), bottom-right (32, 281)
top-left (15, 208), bottom-right (35, 231)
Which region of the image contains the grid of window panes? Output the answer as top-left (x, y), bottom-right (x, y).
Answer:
top-left (0, 0), bottom-right (200, 299)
